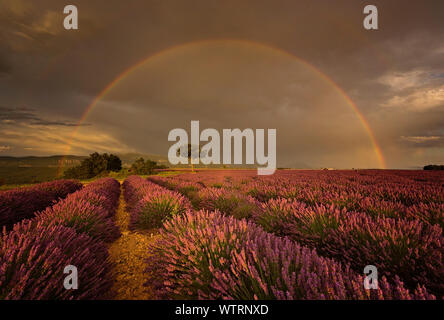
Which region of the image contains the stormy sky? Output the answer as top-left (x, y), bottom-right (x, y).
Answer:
top-left (0, 0), bottom-right (443, 168)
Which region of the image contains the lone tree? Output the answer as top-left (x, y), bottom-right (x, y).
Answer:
top-left (177, 143), bottom-right (205, 173)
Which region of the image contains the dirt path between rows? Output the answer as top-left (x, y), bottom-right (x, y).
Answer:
top-left (107, 185), bottom-right (159, 300)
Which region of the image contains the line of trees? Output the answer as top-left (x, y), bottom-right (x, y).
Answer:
top-left (424, 164), bottom-right (444, 170)
top-left (129, 157), bottom-right (166, 175)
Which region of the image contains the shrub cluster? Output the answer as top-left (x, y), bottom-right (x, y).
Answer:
top-left (63, 152), bottom-right (122, 179)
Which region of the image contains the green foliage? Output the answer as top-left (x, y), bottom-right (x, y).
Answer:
top-left (63, 153), bottom-right (122, 179)
top-left (137, 197), bottom-right (187, 229)
top-left (0, 166), bottom-right (60, 186)
top-left (104, 154), bottom-right (122, 172)
top-left (212, 195), bottom-right (255, 220)
top-left (130, 157), bottom-right (159, 175)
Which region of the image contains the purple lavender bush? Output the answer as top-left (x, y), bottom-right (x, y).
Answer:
top-left (35, 178), bottom-right (121, 242)
top-left (405, 202), bottom-right (444, 229)
top-left (123, 176), bottom-right (191, 230)
top-left (130, 190), bottom-right (192, 230)
top-left (259, 198), bottom-right (444, 296)
top-left (197, 187), bottom-right (261, 220)
top-left (36, 197), bottom-right (120, 243)
top-left (123, 176), bottom-right (165, 212)
top-left (146, 210), bottom-right (434, 300)
top-left (82, 178), bottom-right (121, 215)
top-left (0, 180), bottom-right (82, 229)
top-left (0, 220), bottom-right (112, 299)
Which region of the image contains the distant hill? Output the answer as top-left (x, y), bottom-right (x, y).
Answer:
top-left (0, 155), bottom-right (86, 168)
top-left (0, 153), bottom-right (311, 185)
top-left (0, 153), bottom-right (168, 168)
top-left (0, 153), bottom-right (313, 169)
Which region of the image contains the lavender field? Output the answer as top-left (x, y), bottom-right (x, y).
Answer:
top-left (147, 170), bottom-right (443, 299)
top-left (0, 170), bottom-right (443, 300)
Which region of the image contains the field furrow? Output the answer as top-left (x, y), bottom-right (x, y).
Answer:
top-left (107, 183), bottom-right (159, 300)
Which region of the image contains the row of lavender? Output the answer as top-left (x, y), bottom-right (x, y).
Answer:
top-left (242, 182), bottom-right (443, 228)
top-left (150, 170), bottom-right (443, 228)
top-left (147, 210), bottom-right (433, 300)
top-left (0, 180), bottom-right (83, 230)
top-left (123, 176), bottom-right (435, 299)
top-left (123, 176), bottom-right (192, 230)
top-left (148, 171), bottom-right (443, 235)
top-left (0, 178), bottom-right (120, 299)
top-left (148, 171), bottom-right (443, 297)
top-left (150, 170), bottom-right (444, 201)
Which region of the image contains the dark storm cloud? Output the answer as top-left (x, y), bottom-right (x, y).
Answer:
top-left (0, 0), bottom-right (443, 167)
top-left (0, 107), bottom-right (37, 121)
top-left (0, 0), bottom-right (99, 53)
top-left (400, 135), bottom-right (444, 149)
top-left (31, 120), bottom-right (90, 126)
top-left (0, 106), bottom-right (89, 126)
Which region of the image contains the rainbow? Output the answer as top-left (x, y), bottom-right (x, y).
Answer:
top-left (58, 39), bottom-right (386, 173)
